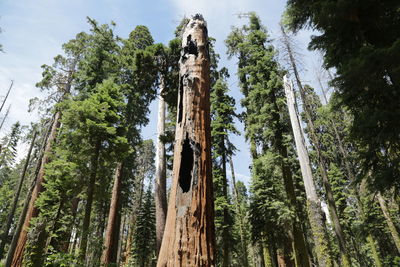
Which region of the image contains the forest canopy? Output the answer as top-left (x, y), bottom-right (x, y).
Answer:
top-left (0, 1), bottom-right (399, 266)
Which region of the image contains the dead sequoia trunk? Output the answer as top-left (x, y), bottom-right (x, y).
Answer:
top-left (283, 76), bottom-right (332, 267)
top-left (101, 163), bottom-right (123, 266)
top-left (11, 111), bottom-right (62, 267)
top-left (157, 15), bottom-right (215, 267)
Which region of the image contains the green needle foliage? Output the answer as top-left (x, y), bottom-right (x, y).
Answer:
top-left (226, 12), bottom-right (310, 266)
top-left (211, 69), bottom-right (239, 267)
top-left (286, 0), bottom-right (400, 193)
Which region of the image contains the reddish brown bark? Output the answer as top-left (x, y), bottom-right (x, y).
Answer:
top-left (0, 132), bottom-right (37, 258)
top-left (157, 14), bottom-right (215, 267)
top-left (11, 111), bottom-right (61, 267)
top-left (101, 163), bottom-right (123, 266)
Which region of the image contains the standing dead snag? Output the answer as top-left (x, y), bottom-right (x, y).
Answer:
top-left (284, 76), bottom-right (332, 267)
top-left (157, 15), bottom-right (215, 267)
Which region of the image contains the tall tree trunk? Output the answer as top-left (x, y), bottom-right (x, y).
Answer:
top-left (270, 84), bottom-right (310, 267)
top-left (280, 25), bottom-right (351, 266)
top-left (0, 131), bottom-right (37, 258)
top-left (221, 136), bottom-right (231, 267)
top-left (157, 15), bottom-right (215, 267)
top-left (229, 157), bottom-right (249, 267)
top-left (79, 139), bottom-right (101, 263)
top-left (5, 183), bottom-right (34, 267)
top-left (283, 76), bottom-right (332, 267)
top-left (11, 111), bottom-right (61, 267)
top-left (5, 121), bottom-right (51, 267)
top-left (155, 76), bottom-right (167, 255)
top-left (377, 193), bottom-right (400, 254)
top-left (101, 163), bottom-right (123, 266)
top-left (116, 213), bottom-right (127, 265)
top-left (60, 197), bottom-right (80, 253)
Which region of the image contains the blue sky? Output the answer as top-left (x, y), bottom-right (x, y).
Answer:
top-left (0, 0), bottom-right (322, 186)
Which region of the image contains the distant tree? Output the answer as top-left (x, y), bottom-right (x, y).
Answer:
top-left (211, 69), bottom-right (239, 267)
top-left (129, 185), bottom-right (156, 267)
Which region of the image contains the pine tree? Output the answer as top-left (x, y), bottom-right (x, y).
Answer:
top-left (129, 185), bottom-right (156, 267)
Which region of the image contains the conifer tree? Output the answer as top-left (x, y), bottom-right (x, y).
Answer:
top-left (286, 0), bottom-right (400, 193)
top-left (226, 12), bottom-right (310, 267)
top-left (283, 76), bottom-right (332, 267)
top-left (211, 69), bottom-right (239, 267)
top-left (0, 131), bottom-right (36, 258)
top-left (129, 185), bottom-right (156, 267)
top-left (10, 27), bottom-right (87, 266)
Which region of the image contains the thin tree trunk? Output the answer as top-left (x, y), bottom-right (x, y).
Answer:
top-left (0, 131), bottom-right (37, 258)
top-left (61, 197), bottom-right (80, 253)
top-left (0, 104), bottom-right (11, 132)
top-left (283, 76), bottom-right (332, 267)
top-left (229, 157), bottom-right (249, 267)
top-left (101, 163), bottom-right (123, 266)
top-left (377, 193), bottom-right (400, 254)
top-left (116, 213), bottom-right (127, 265)
top-left (221, 136), bottom-right (231, 267)
top-left (157, 15), bottom-right (215, 266)
top-left (155, 76), bottom-right (167, 255)
top-left (79, 139), bottom-right (101, 263)
top-left (11, 111), bottom-right (61, 267)
top-left (0, 80), bottom-right (13, 113)
top-left (280, 25), bottom-right (351, 266)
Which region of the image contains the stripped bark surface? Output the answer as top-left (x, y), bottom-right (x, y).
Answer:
top-left (157, 14), bottom-right (215, 267)
top-left (155, 76), bottom-right (167, 254)
top-left (280, 25), bottom-right (350, 266)
top-left (283, 76), bottom-right (332, 267)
